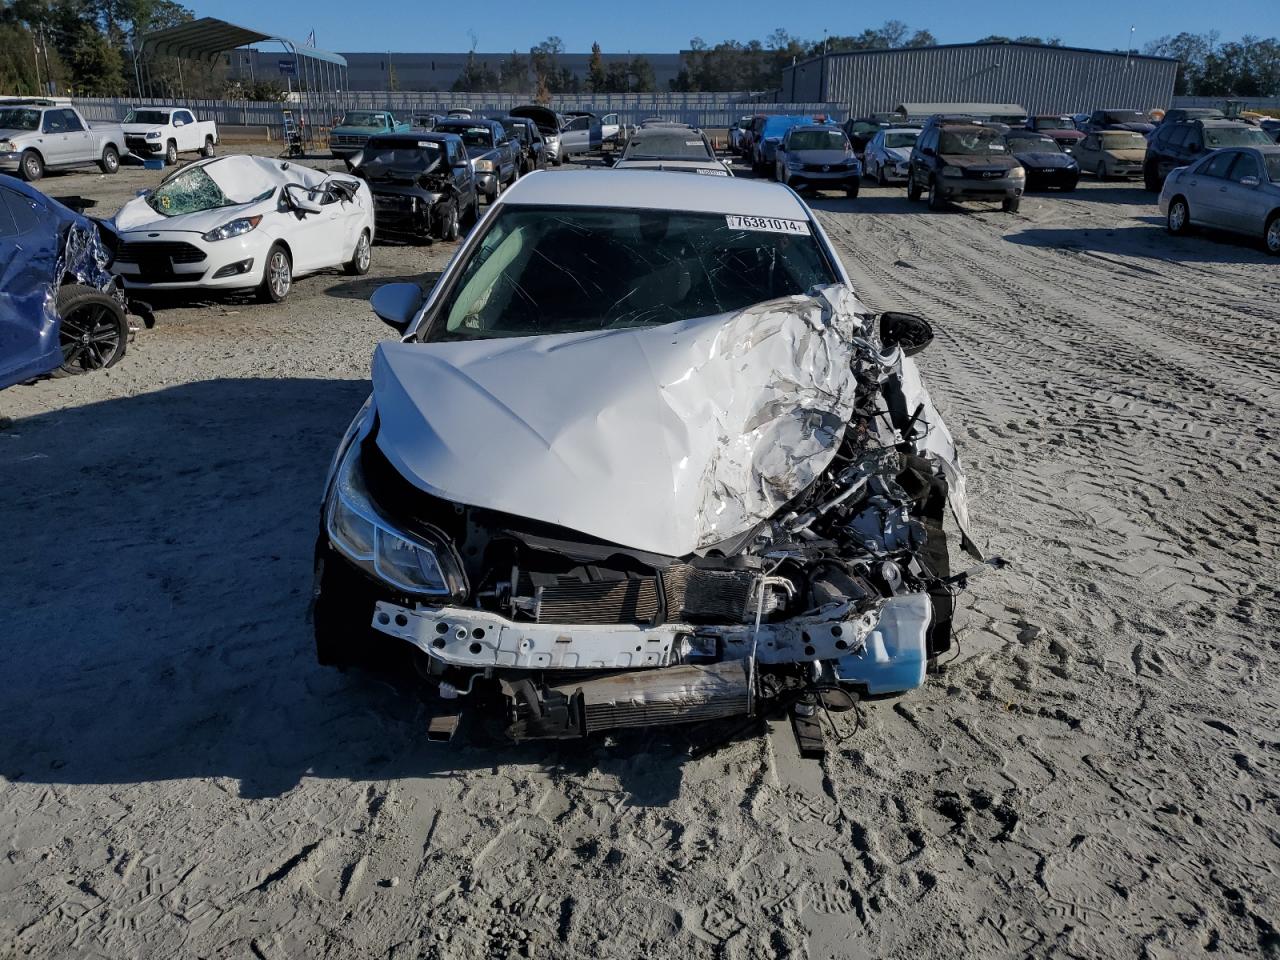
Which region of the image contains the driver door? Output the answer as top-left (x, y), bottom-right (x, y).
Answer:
top-left (282, 182), bottom-right (347, 272)
top-left (559, 116), bottom-right (593, 156)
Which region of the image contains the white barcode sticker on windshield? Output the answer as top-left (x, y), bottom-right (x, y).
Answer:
top-left (725, 215), bottom-right (810, 235)
top-left (697, 168), bottom-right (729, 176)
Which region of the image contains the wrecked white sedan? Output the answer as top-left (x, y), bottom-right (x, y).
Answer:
top-left (314, 170), bottom-right (991, 747)
top-left (110, 155), bottom-right (374, 302)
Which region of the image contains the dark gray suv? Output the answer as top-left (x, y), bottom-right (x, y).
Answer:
top-left (907, 120), bottom-right (1025, 212)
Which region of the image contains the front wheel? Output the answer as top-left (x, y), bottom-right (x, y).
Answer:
top-left (906, 174), bottom-right (921, 201)
top-left (877, 164), bottom-right (888, 186)
top-left (926, 179), bottom-right (943, 210)
top-left (1167, 197), bottom-right (1191, 236)
top-left (99, 145), bottom-right (119, 174)
top-left (19, 149), bottom-right (43, 182)
top-left (1143, 163), bottom-right (1159, 192)
top-left (345, 230), bottom-right (371, 275)
top-left (1002, 195), bottom-right (1021, 213)
top-left (1266, 215), bottom-right (1280, 256)
top-left (165, 140), bottom-right (178, 165)
top-left (435, 202), bottom-right (459, 242)
top-left (846, 184), bottom-right (859, 199)
top-left (258, 243), bottom-right (292, 302)
top-left (54, 284), bottom-right (127, 375)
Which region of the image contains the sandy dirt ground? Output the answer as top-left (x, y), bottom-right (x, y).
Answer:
top-left (1, 144), bottom-right (1277, 960)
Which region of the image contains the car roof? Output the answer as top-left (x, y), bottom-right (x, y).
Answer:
top-left (787, 124), bottom-right (842, 134)
top-left (502, 170), bottom-right (810, 219)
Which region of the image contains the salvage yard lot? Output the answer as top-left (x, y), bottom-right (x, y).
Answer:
top-left (2, 144), bottom-right (1277, 958)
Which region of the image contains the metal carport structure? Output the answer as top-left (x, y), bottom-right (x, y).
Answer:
top-left (137, 16), bottom-right (348, 148)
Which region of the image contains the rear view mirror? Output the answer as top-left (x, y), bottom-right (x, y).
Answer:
top-left (1240, 175), bottom-right (1260, 187)
top-left (370, 282), bottom-right (422, 333)
top-left (880, 312), bottom-right (934, 357)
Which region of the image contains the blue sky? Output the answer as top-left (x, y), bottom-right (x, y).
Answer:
top-left (205, 0), bottom-right (1276, 52)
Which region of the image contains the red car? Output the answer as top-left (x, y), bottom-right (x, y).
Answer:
top-left (1026, 116), bottom-right (1085, 154)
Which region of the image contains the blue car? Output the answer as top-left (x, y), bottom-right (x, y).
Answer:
top-left (0, 176), bottom-right (150, 390)
top-left (752, 115), bottom-right (836, 178)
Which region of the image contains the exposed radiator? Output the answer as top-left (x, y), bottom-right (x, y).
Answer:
top-left (522, 565), bottom-right (759, 626)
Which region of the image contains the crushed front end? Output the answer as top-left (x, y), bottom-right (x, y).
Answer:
top-left (313, 286), bottom-right (993, 745)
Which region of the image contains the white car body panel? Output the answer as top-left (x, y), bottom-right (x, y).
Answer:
top-left (372, 285), bottom-right (864, 557)
top-left (109, 155), bottom-right (373, 292)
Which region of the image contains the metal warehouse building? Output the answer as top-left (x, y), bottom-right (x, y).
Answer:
top-left (782, 42), bottom-right (1177, 116)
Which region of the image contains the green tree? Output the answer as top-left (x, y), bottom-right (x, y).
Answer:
top-left (68, 21), bottom-right (123, 93)
top-left (498, 50), bottom-right (528, 93)
top-left (628, 55), bottom-right (655, 92)
top-left (587, 40), bottom-right (605, 92)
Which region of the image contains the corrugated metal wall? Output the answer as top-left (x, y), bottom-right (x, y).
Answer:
top-left (784, 44), bottom-right (1178, 115)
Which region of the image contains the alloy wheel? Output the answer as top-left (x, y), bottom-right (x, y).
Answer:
top-left (269, 250), bottom-right (291, 299)
top-left (59, 302), bottom-right (124, 371)
top-left (356, 233), bottom-right (371, 271)
top-left (1267, 218), bottom-right (1280, 254)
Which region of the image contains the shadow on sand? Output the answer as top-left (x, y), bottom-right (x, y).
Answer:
top-left (0, 377), bottom-right (733, 804)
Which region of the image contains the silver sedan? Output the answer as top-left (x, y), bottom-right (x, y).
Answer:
top-left (1159, 145), bottom-right (1280, 254)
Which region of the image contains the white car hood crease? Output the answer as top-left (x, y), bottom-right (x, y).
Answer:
top-left (371, 285), bottom-right (867, 557)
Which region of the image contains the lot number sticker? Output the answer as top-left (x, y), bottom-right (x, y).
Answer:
top-left (725, 215), bottom-right (810, 235)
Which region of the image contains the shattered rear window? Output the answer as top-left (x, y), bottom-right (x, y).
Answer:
top-left (433, 206), bottom-right (835, 340)
top-left (146, 166), bottom-right (268, 217)
top-left (0, 108), bottom-right (40, 131)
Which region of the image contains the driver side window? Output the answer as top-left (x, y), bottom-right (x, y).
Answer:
top-left (42, 111), bottom-right (66, 133)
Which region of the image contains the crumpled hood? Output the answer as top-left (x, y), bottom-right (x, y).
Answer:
top-left (371, 285), bottom-right (866, 557)
top-left (112, 197), bottom-right (267, 233)
top-left (885, 147), bottom-right (912, 162)
top-left (112, 155), bottom-right (330, 232)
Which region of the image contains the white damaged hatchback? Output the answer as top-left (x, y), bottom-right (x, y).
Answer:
top-left (111, 155), bottom-right (374, 302)
top-left (314, 170), bottom-right (996, 746)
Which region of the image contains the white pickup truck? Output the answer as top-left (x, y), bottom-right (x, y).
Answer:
top-left (0, 100), bottom-right (129, 181)
top-left (122, 106), bottom-right (218, 166)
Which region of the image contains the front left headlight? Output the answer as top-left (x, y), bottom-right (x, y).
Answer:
top-left (1008, 167), bottom-right (1026, 180)
top-left (202, 215), bottom-right (262, 242)
top-left (787, 157), bottom-right (804, 169)
top-left (0, 139), bottom-right (14, 153)
top-left (326, 441), bottom-right (467, 598)
top-left (941, 166), bottom-right (964, 178)
top-left (146, 130), bottom-right (161, 140)
top-left (473, 159), bottom-right (495, 173)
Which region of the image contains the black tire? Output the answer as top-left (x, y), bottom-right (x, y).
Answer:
top-left (877, 164), bottom-right (888, 187)
top-left (201, 136), bottom-right (215, 158)
top-left (906, 173), bottom-right (921, 201)
top-left (258, 243), bottom-right (292, 302)
top-left (19, 149), bottom-right (43, 182)
top-left (1167, 196), bottom-right (1191, 236)
top-left (1264, 213), bottom-right (1280, 255)
top-left (435, 202), bottom-right (459, 242)
top-left (313, 547), bottom-right (396, 670)
top-left (1002, 195), bottom-right (1021, 213)
top-left (164, 139), bottom-right (178, 165)
top-left (1143, 163), bottom-right (1160, 192)
top-left (846, 185), bottom-right (859, 199)
top-left (345, 230), bottom-right (371, 275)
top-left (99, 145), bottom-right (119, 175)
top-left (54, 284), bottom-right (127, 376)
top-left (926, 179), bottom-right (943, 210)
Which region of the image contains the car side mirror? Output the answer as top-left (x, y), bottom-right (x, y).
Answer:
top-left (290, 191), bottom-right (323, 214)
top-left (370, 282), bottom-right (422, 333)
top-left (1240, 175), bottom-right (1260, 187)
top-left (880, 312), bottom-right (934, 357)
top-left (173, 119), bottom-right (185, 127)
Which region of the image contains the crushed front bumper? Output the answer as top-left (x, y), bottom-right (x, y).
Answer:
top-left (369, 595), bottom-right (926, 673)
